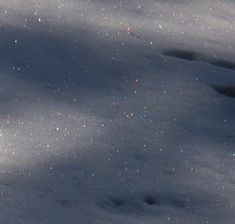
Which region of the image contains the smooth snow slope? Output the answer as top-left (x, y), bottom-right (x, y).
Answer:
top-left (0, 0), bottom-right (235, 223)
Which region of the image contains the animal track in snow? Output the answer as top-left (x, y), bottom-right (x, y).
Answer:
top-left (100, 193), bottom-right (189, 216)
top-left (163, 49), bottom-right (235, 71)
top-left (213, 86), bottom-right (235, 98)
top-left (110, 198), bottom-right (125, 207)
top-left (163, 49), bottom-right (199, 61)
top-left (144, 196), bottom-right (160, 205)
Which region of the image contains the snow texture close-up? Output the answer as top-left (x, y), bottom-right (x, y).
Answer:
top-left (0, 0), bottom-right (235, 223)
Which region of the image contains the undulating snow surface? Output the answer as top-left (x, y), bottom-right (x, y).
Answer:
top-left (0, 1), bottom-right (235, 223)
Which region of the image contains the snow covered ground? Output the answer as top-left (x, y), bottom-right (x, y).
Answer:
top-left (0, 0), bottom-right (235, 223)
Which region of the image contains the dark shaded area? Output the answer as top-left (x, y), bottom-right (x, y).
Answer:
top-left (214, 86), bottom-right (235, 98)
top-left (0, 21), bottom-right (132, 92)
top-left (110, 198), bottom-right (125, 207)
top-left (143, 193), bottom-right (188, 209)
top-left (163, 49), bottom-right (235, 71)
top-left (210, 60), bottom-right (235, 71)
top-left (163, 49), bottom-right (199, 61)
top-left (144, 196), bottom-right (159, 205)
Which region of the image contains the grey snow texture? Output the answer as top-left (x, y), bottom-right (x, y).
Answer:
top-left (0, 0), bottom-right (235, 223)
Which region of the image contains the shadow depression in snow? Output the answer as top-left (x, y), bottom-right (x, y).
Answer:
top-left (163, 49), bottom-right (235, 71)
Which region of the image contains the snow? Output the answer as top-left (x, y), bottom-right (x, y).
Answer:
top-left (0, 0), bottom-right (235, 223)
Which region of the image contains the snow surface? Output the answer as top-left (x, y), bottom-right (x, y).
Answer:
top-left (0, 0), bottom-right (235, 223)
